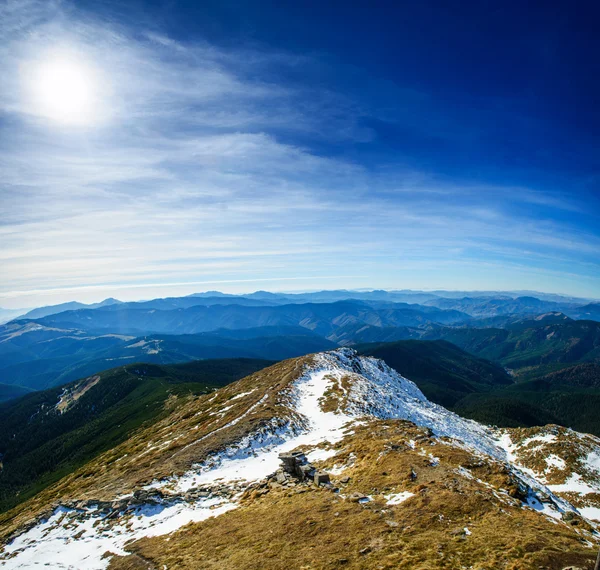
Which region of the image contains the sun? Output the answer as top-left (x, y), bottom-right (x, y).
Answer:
top-left (22, 52), bottom-right (102, 126)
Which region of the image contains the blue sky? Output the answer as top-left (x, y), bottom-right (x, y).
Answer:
top-left (0, 0), bottom-right (599, 308)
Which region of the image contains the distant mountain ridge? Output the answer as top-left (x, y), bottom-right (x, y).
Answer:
top-left (0, 321), bottom-right (335, 391)
top-left (423, 295), bottom-right (584, 318)
top-left (1, 289), bottom-right (599, 401)
top-left (20, 298), bottom-right (122, 320)
top-left (0, 383), bottom-right (32, 403)
top-left (8, 288), bottom-right (596, 323)
top-left (21, 300), bottom-right (472, 336)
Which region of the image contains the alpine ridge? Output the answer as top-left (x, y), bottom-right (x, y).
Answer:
top-left (1, 349), bottom-right (599, 569)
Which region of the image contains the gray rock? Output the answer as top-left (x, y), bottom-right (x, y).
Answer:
top-left (314, 470), bottom-right (330, 485)
top-left (299, 463), bottom-right (314, 480)
top-left (348, 492), bottom-right (367, 503)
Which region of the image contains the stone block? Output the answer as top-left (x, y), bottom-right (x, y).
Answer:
top-left (314, 470), bottom-right (330, 485)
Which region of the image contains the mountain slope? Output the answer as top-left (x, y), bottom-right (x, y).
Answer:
top-left (0, 358), bottom-right (272, 513)
top-left (356, 339), bottom-right (512, 408)
top-left (421, 319), bottom-right (600, 373)
top-left (569, 302), bottom-right (600, 321)
top-left (0, 321), bottom-right (334, 392)
top-left (0, 349), bottom-right (598, 569)
top-left (496, 424), bottom-right (600, 522)
top-left (0, 383), bottom-right (32, 403)
top-left (454, 387), bottom-right (600, 437)
top-left (536, 362), bottom-right (600, 388)
top-left (352, 337), bottom-right (600, 435)
top-left (343, 317), bottom-right (600, 374)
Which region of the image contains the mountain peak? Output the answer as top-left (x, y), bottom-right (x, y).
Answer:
top-left (2, 349), bottom-right (599, 568)
top-left (97, 297), bottom-right (122, 306)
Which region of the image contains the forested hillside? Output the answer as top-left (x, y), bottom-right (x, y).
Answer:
top-left (0, 358), bottom-right (271, 513)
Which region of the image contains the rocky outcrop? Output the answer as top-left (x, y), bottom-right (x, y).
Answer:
top-left (277, 452), bottom-right (330, 486)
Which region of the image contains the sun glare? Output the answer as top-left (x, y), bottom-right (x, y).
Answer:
top-left (22, 52), bottom-right (102, 126)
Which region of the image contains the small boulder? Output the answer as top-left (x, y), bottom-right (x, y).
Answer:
top-left (314, 470), bottom-right (330, 485)
top-left (299, 463), bottom-right (314, 480)
top-left (348, 492), bottom-right (367, 503)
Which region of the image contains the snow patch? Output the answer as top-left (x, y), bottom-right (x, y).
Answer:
top-left (0, 499), bottom-right (234, 570)
top-left (230, 390), bottom-right (256, 401)
top-left (547, 473), bottom-right (599, 496)
top-left (585, 451), bottom-right (600, 475)
top-left (579, 506), bottom-right (600, 522)
top-left (167, 368), bottom-right (354, 491)
top-left (545, 455), bottom-right (566, 471)
top-left (524, 492), bottom-right (562, 520)
top-left (385, 491), bottom-right (415, 505)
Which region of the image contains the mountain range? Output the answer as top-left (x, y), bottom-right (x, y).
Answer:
top-left (1, 292), bottom-right (600, 437)
top-left (17, 299), bottom-right (471, 335)
top-left (5, 288), bottom-right (598, 317)
top-left (1, 290), bottom-right (600, 567)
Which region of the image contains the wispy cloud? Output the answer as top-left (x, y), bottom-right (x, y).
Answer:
top-left (0, 0), bottom-right (599, 308)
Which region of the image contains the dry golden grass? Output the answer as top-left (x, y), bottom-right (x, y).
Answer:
top-left (320, 374), bottom-right (354, 414)
top-left (56, 374), bottom-right (101, 413)
top-left (108, 421), bottom-right (599, 570)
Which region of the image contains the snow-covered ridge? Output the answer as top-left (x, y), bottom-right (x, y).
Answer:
top-left (1, 348), bottom-right (595, 569)
top-left (317, 349), bottom-right (503, 458)
top-left (151, 347), bottom-right (505, 491)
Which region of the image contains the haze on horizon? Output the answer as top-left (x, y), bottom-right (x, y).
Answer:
top-left (1, 0), bottom-right (599, 309)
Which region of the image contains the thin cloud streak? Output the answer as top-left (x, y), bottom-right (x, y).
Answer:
top-left (0, 275), bottom-right (357, 300)
top-left (0, 0), bottom-right (599, 306)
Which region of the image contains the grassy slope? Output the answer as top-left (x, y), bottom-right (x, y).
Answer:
top-left (0, 357), bottom-right (308, 541)
top-left (109, 421), bottom-right (598, 570)
top-left (0, 358), bottom-right (272, 513)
